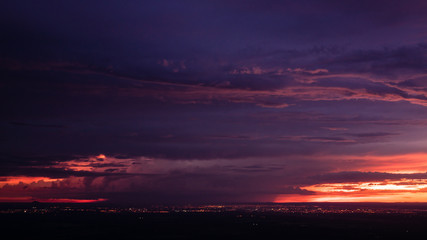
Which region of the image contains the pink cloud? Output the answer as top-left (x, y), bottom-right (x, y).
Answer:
top-left (287, 68), bottom-right (329, 74)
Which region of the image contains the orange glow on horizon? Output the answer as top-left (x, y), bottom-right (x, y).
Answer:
top-left (0, 197), bottom-right (107, 203)
top-left (275, 178), bottom-right (427, 203)
top-left (271, 152), bottom-right (427, 203)
top-left (38, 198), bottom-right (108, 203)
top-left (274, 192), bottom-right (427, 203)
top-left (304, 179), bottom-right (427, 193)
top-left (314, 152), bottom-right (427, 173)
top-left (0, 176), bottom-right (63, 187)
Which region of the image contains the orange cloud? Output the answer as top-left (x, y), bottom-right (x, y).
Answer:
top-left (273, 152), bottom-right (427, 203)
top-left (304, 179), bottom-right (427, 192)
top-left (340, 153), bottom-right (427, 173)
top-left (56, 154), bottom-right (131, 172)
top-left (0, 176), bottom-right (63, 187)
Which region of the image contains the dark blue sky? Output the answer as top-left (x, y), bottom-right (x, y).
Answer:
top-left (2, 0), bottom-right (427, 204)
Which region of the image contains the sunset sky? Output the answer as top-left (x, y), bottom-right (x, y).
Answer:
top-left (2, 0), bottom-right (427, 205)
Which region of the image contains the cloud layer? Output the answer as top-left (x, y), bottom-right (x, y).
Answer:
top-left (2, 0), bottom-right (427, 204)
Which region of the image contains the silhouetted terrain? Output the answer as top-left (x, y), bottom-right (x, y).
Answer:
top-left (2, 203), bottom-right (427, 239)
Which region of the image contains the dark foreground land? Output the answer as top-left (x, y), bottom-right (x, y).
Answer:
top-left (2, 203), bottom-right (427, 239)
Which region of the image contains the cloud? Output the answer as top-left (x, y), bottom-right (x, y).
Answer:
top-left (3, 0), bottom-right (427, 204)
top-left (279, 186), bottom-right (315, 195)
top-left (287, 68), bottom-right (329, 75)
top-left (326, 44), bottom-right (427, 75)
top-left (348, 132), bottom-right (398, 138)
top-left (9, 121), bottom-right (66, 128)
top-left (311, 171), bottom-right (427, 183)
top-left (158, 59), bottom-right (187, 72)
top-left (322, 127), bottom-right (348, 131)
top-left (4, 43), bottom-right (427, 110)
top-left (230, 66), bottom-right (266, 75)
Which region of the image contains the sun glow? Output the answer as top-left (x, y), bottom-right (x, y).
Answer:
top-left (304, 179), bottom-right (427, 193)
top-left (275, 178), bottom-right (427, 203)
top-left (39, 198), bottom-right (108, 203)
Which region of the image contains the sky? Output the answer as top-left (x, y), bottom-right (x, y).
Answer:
top-left (2, 0), bottom-right (427, 205)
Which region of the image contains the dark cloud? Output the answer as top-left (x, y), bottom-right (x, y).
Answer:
top-left (9, 121), bottom-right (67, 129)
top-left (348, 132), bottom-right (398, 138)
top-left (322, 44), bottom-right (427, 75)
top-left (0, 165), bottom-right (132, 179)
top-left (2, 0), bottom-right (427, 204)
